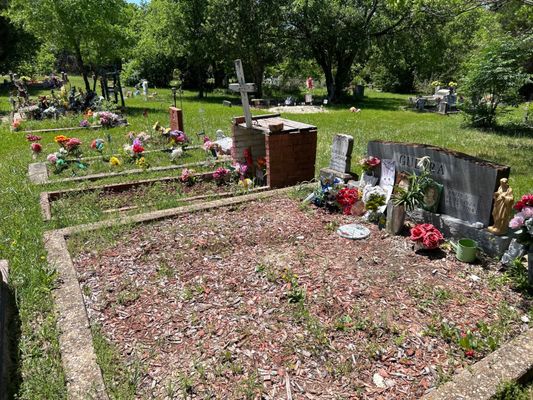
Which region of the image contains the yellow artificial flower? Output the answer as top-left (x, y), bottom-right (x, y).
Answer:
top-left (109, 156), bottom-right (121, 166)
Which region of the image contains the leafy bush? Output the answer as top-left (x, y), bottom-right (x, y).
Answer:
top-left (460, 36), bottom-right (531, 128)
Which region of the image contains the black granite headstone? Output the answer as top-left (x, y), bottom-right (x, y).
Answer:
top-left (367, 141), bottom-right (510, 225)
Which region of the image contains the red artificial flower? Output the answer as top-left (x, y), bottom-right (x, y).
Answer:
top-left (410, 225), bottom-right (426, 241)
top-left (31, 143), bottom-right (42, 153)
top-left (26, 134), bottom-right (42, 142)
top-left (367, 156), bottom-right (381, 167)
top-left (132, 143), bottom-right (144, 154)
top-left (422, 231), bottom-right (443, 249)
top-left (464, 349), bottom-right (475, 358)
top-left (514, 194), bottom-right (533, 211)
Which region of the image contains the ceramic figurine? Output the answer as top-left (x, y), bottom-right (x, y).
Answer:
top-left (488, 178), bottom-right (514, 235)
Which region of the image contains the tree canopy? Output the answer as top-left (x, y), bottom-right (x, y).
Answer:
top-left (3, 0), bottom-right (532, 107)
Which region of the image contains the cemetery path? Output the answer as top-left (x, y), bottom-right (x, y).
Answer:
top-left (72, 197), bottom-right (531, 399)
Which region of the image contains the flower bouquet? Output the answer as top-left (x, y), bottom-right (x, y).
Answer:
top-left (179, 168), bottom-right (195, 186)
top-left (509, 194), bottom-right (533, 247)
top-left (410, 223), bottom-right (444, 250)
top-left (360, 156), bottom-right (381, 175)
top-left (213, 167), bottom-right (230, 185)
top-left (336, 187), bottom-right (360, 215)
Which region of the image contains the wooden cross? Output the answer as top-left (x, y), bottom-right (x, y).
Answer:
top-left (229, 59), bottom-right (256, 128)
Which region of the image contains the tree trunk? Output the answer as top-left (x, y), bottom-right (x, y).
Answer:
top-left (252, 63), bottom-right (264, 98)
top-left (321, 63), bottom-right (335, 102)
top-left (74, 45), bottom-right (91, 93)
top-left (333, 53), bottom-right (356, 101)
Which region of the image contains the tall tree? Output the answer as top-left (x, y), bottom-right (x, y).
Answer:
top-left (212, 0), bottom-right (288, 97)
top-left (139, 0), bottom-right (216, 97)
top-left (5, 0), bottom-right (128, 92)
top-left (288, 0), bottom-right (419, 102)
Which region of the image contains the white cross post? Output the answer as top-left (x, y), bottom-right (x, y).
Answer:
top-left (229, 59), bottom-right (256, 128)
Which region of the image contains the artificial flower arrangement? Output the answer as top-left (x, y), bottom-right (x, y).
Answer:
top-left (336, 187), bottom-right (360, 215)
top-left (109, 156), bottom-right (122, 167)
top-left (27, 134), bottom-right (43, 159)
top-left (90, 138), bottom-right (105, 153)
top-left (95, 111), bottom-right (123, 128)
top-left (213, 167), bottom-right (230, 185)
top-left (410, 223), bottom-right (444, 250)
top-left (12, 119), bottom-right (22, 131)
top-left (79, 119), bottom-right (90, 128)
top-left (46, 135), bottom-right (86, 173)
top-left (136, 156), bottom-right (149, 170)
top-left (179, 168), bottom-right (195, 186)
top-left (360, 156), bottom-right (381, 175)
top-left (509, 194), bottom-right (533, 247)
top-left (312, 178), bottom-right (356, 214)
top-left (122, 138), bottom-right (145, 162)
top-left (31, 143), bottom-right (42, 157)
top-left (255, 157), bottom-right (267, 186)
top-left (203, 136), bottom-right (220, 158)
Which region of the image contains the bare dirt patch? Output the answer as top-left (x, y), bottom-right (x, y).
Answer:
top-left (72, 196), bottom-right (531, 399)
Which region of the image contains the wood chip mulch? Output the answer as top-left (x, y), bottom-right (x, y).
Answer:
top-left (72, 196), bottom-right (531, 399)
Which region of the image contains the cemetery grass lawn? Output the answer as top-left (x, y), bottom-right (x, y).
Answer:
top-left (0, 76), bottom-right (531, 398)
top-left (69, 195), bottom-right (533, 398)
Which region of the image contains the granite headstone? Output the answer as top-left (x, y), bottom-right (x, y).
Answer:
top-left (367, 141), bottom-right (510, 226)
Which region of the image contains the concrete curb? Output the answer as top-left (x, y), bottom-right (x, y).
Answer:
top-left (422, 328), bottom-right (533, 399)
top-left (44, 185), bottom-right (310, 399)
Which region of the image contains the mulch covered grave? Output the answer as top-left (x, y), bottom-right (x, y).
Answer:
top-left (53, 180), bottom-right (244, 214)
top-left (72, 196), bottom-right (531, 399)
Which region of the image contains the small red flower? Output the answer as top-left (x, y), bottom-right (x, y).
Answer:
top-left (132, 143), bottom-right (144, 154)
top-left (464, 349), bottom-right (475, 358)
top-left (31, 143), bottom-right (42, 153)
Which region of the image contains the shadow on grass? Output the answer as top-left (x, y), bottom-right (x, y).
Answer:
top-left (354, 95), bottom-right (407, 111)
top-left (2, 282), bottom-right (22, 399)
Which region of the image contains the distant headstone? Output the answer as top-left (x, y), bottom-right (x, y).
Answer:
top-left (169, 107), bottom-right (184, 132)
top-left (305, 94), bottom-right (313, 104)
top-left (367, 141), bottom-right (510, 225)
top-left (222, 100), bottom-right (232, 107)
top-left (214, 130), bottom-right (232, 155)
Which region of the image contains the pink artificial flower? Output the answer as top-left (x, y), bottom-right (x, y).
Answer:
top-left (509, 215), bottom-right (525, 229)
top-left (65, 138), bottom-right (82, 149)
top-left (47, 153), bottom-right (57, 164)
top-left (522, 206), bottom-right (533, 219)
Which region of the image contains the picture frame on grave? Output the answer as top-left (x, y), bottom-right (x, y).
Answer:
top-left (421, 181), bottom-right (443, 213)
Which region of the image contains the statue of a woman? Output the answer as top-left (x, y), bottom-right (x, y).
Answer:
top-left (488, 178), bottom-right (514, 235)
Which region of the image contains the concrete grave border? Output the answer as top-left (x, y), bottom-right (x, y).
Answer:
top-left (44, 185), bottom-right (533, 399)
top-left (44, 185), bottom-right (309, 399)
top-left (40, 170), bottom-right (269, 221)
top-left (29, 156), bottom-right (231, 185)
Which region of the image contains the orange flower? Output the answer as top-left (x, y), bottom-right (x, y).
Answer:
top-left (54, 135), bottom-right (70, 144)
top-left (85, 109), bottom-right (93, 118)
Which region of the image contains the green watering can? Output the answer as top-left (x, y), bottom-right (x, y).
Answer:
top-left (450, 238), bottom-right (478, 263)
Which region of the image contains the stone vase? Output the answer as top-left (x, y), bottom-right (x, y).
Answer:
top-left (386, 201), bottom-right (405, 235)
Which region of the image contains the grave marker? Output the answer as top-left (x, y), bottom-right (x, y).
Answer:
top-left (228, 59), bottom-right (256, 128)
top-left (367, 141), bottom-right (510, 225)
top-left (320, 134), bottom-right (357, 182)
top-left (169, 107), bottom-right (184, 132)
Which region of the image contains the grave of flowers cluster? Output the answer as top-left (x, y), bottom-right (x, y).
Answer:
top-left (310, 134), bottom-right (529, 259)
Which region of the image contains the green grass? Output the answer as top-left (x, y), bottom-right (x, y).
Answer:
top-left (0, 75), bottom-right (532, 398)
